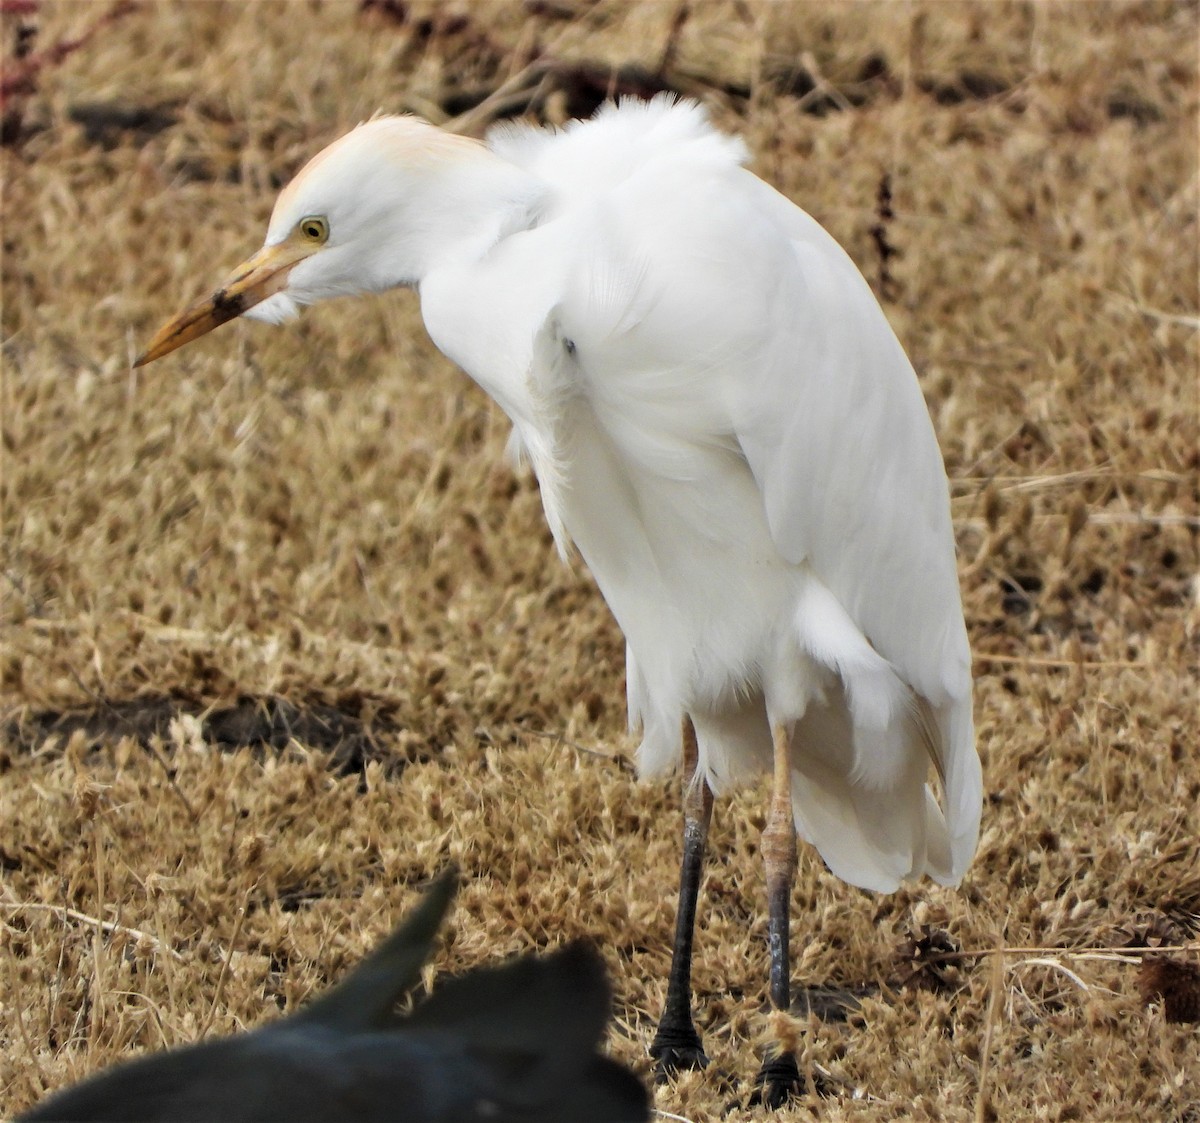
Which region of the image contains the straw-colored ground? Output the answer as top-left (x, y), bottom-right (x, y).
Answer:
top-left (2, 1), bottom-right (1197, 1120)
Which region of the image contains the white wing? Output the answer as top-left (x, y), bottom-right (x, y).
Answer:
top-left (462, 100), bottom-right (981, 887)
top-left (561, 147), bottom-right (978, 886)
top-left (540, 145), bottom-right (970, 706)
top-left (721, 173), bottom-right (980, 882)
top-left (728, 173), bottom-right (971, 701)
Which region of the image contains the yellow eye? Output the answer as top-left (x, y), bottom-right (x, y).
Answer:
top-left (298, 216), bottom-right (328, 243)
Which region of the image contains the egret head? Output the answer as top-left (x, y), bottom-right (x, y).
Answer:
top-left (134, 116), bottom-right (508, 367)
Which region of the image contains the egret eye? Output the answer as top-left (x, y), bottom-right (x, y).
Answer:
top-left (298, 216), bottom-right (328, 243)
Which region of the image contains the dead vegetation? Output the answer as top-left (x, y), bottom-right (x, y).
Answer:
top-left (1, 1), bottom-right (1197, 1120)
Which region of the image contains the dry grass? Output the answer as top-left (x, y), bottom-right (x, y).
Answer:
top-left (2, 1), bottom-right (1198, 1120)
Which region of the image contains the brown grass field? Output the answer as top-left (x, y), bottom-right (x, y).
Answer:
top-left (2, 1), bottom-right (1198, 1119)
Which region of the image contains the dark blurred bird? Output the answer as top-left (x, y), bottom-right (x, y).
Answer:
top-left (18, 870), bottom-right (648, 1123)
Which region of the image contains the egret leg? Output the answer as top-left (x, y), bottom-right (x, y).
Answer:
top-left (649, 718), bottom-right (712, 1077)
top-left (753, 722), bottom-right (804, 1108)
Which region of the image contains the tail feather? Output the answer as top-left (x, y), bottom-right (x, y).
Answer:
top-left (294, 868), bottom-right (457, 1033)
top-left (789, 683), bottom-right (976, 893)
top-left (939, 696), bottom-right (982, 884)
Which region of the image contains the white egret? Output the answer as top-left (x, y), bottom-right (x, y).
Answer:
top-left (137, 97), bottom-right (981, 1106)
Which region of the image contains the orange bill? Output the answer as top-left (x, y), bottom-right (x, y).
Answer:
top-left (134, 240), bottom-right (316, 367)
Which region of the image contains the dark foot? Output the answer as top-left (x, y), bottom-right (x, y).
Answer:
top-left (649, 1020), bottom-right (709, 1079)
top-left (749, 1052), bottom-right (804, 1109)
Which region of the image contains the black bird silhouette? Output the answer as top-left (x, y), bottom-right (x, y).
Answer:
top-left (19, 869), bottom-right (648, 1122)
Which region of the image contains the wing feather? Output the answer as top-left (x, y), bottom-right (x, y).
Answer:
top-left (725, 172), bottom-right (971, 707)
top-left (468, 99), bottom-right (980, 884)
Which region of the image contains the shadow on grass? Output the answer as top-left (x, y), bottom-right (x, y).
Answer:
top-left (3, 691), bottom-right (418, 778)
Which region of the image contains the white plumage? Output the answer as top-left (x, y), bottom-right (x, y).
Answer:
top-left (137, 96), bottom-right (981, 1100)
top-left (419, 100), bottom-right (979, 891)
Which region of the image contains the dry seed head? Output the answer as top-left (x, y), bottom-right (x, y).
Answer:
top-left (72, 776), bottom-right (107, 820)
top-left (983, 483), bottom-right (1004, 531)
